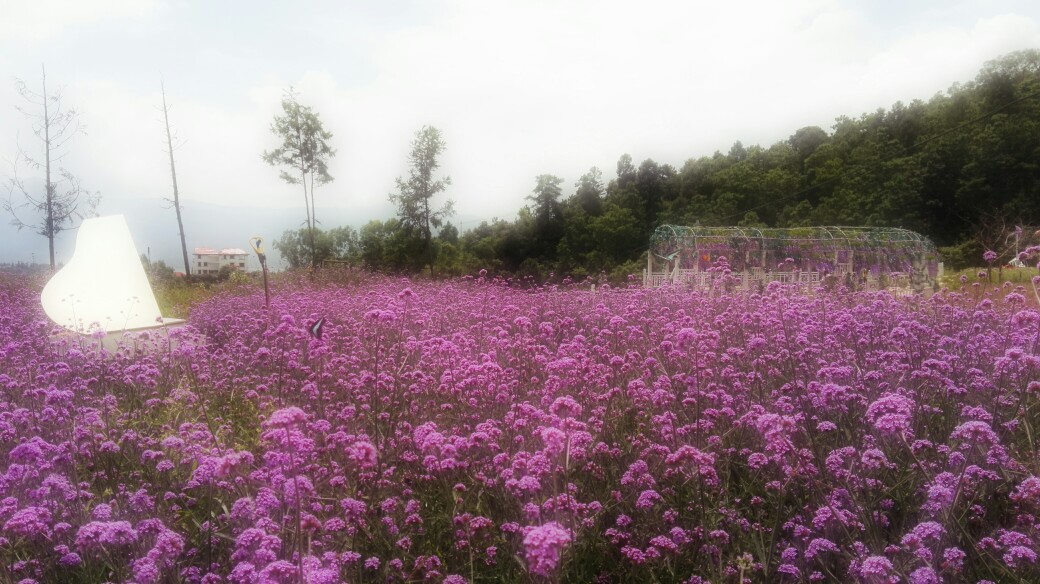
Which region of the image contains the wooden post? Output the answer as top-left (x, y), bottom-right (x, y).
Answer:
top-left (647, 249), bottom-right (652, 286)
top-left (249, 236), bottom-right (270, 310)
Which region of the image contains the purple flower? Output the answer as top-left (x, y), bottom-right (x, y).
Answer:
top-left (901, 521), bottom-right (945, 548)
top-left (348, 440), bottom-right (379, 468)
top-left (538, 426), bottom-right (568, 456)
top-left (909, 566), bottom-right (940, 584)
top-left (264, 406), bottom-right (308, 429)
top-left (636, 489), bottom-right (662, 509)
top-left (858, 555), bottom-right (893, 578)
top-left (549, 396), bottom-right (582, 419)
top-left (258, 560), bottom-right (299, 582)
top-left (75, 521), bottom-right (138, 551)
top-left (58, 553), bottom-right (82, 567)
top-left (950, 420), bottom-right (1000, 447)
top-left (522, 522), bottom-right (572, 577)
top-left (1003, 546), bottom-right (1038, 570)
top-left (806, 538), bottom-right (839, 559)
top-left (1012, 476), bottom-right (1040, 506)
top-left (866, 392), bottom-right (914, 436)
top-left (3, 507), bottom-right (52, 538)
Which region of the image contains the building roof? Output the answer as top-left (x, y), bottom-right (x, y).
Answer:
top-left (194, 247), bottom-right (249, 256)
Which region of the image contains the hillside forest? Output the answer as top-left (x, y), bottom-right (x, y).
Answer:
top-left (274, 50), bottom-right (1040, 280)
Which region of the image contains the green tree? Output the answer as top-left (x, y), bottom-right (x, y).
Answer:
top-left (389, 126), bottom-right (454, 276)
top-left (448, 50), bottom-right (1040, 279)
top-left (587, 204), bottom-right (642, 266)
top-left (438, 222), bottom-right (459, 245)
top-left (274, 226), bottom-right (362, 269)
top-left (328, 226), bottom-right (362, 261)
top-left (615, 154), bottom-right (637, 191)
top-left (527, 174), bottom-right (565, 260)
top-left (140, 254), bottom-right (177, 286)
top-left (787, 126), bottom-right (829, 166)
top-left (262, 89), bottom-right (335, 269)
top-left (574, 167), bottom-right (604, 216)
top-left (359, 218), bottom-right (424, 272)
top-left (635, 159), bottom-right (675, 229)
top-left (274, 228), bottom-right (331, 269)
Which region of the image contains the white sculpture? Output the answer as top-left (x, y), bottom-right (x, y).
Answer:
top-left (41, 214), bottom-right (184, 334)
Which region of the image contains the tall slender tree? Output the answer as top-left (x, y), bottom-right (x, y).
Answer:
top-left (574, 167), bottom-right (604, 216)
top-left (528, 174), bottom-right (565, 260)
top-left (160, 80), bottom-right (191, 276)
top-left (262, 89), bottom-right (335, 269)
top-left (3, 65), bottom-right (99, 269)
top-left (390, 126), bottom-right (454, 276)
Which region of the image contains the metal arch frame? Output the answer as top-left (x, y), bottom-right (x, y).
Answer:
top-left (649, 225), bottom-right (941, 279)
top-left (651, 225), bottom-right (938, 251)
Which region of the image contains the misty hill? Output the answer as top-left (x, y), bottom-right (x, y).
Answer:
top-left (0, 197), bottom-right (383, 271)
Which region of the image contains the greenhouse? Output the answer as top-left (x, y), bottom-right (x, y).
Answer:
top-left (644, 225), bottom-right (943, 290)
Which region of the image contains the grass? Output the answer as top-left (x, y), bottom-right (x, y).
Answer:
top-left (151, 270), bottom-right (266, 319)
top-left (939, 265), bottom-right (1040, 289)
top-left (154, 282), bottom-right (220, 319)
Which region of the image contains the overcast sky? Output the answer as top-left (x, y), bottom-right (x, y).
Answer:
top-left (2, 0), bottom-right (1040, 238)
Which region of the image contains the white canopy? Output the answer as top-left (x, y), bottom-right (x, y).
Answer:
top-left (41, 214), bottom-right (183, 333)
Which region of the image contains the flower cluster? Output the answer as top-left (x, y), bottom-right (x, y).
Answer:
top-left (0, 269), bottom-right (1039, 582)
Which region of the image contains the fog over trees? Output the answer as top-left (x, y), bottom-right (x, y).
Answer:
top-left (275, 51), bottom-right (1040, 279)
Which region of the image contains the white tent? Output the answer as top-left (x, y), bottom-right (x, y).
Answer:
top-left (41, 214), bottom-right (184, 335)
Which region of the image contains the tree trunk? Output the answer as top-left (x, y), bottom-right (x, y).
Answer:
top-left (423, 196), bottom-right (434, 277)
top-left (296, 126), bottom-right (315, 270)
top-left (300, 166), bottom-right (315, 269)
top-left (162, 82), bottom-right (191, 276)
top-left (42, 65), bottom-right (55, 270)
top-left (309, 172), bottom-right (318, 269)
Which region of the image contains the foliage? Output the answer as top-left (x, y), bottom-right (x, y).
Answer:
top-left (424, 51), bottom-right (1040, 282)
top-left (303, 51), bottom-right (1039, 283)
top-left (261, 89), bottom-right (335, 269)
top-left (151, 278), bottom-right (219, 319)
top-left (527, 175), bottom-right (565, 260)
top-left (389, 126), bottom-right (454, 276)
top-left (140, 254), bottom-right (177, 286)
top-left (273, 226), bottom-right (360, 269)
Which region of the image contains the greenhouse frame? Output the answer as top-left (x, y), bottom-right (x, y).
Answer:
top-left (644, 225), bottom-right (943, 290)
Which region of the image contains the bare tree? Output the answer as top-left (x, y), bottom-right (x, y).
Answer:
top-left (2, 65), bottom-right (99, 269)
top-left (160, 80), bottom-right (191, 276)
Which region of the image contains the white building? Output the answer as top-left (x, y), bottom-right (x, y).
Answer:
top-left (193, 247), bottom-right (248, 275)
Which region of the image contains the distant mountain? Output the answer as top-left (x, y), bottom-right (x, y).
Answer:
top-left (0, 197), bottom-right (483, 271)
top-left (0, 197), bottom-right (378, 271)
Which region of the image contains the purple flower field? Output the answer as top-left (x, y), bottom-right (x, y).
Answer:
top-left (2, 272), bottom-right (1040, 583)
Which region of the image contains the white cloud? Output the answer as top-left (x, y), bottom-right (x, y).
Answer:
top-left (0, 0), bottom-right (165, 42)
top-left (857, 13), bottom-right (1040, 108)
top-left (3, 0), bottom-right (1039, 247)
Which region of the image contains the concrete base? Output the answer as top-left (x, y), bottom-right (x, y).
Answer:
top-left (51, 320), bottom-right (190, 354)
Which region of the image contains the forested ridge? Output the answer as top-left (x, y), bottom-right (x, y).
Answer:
top-left (277, 50), bottom-right (1040, 278)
